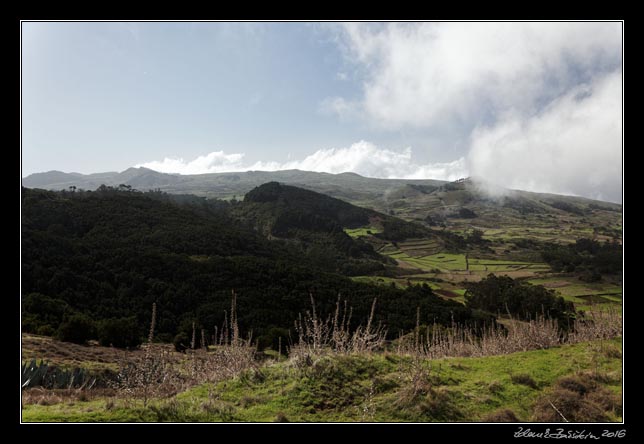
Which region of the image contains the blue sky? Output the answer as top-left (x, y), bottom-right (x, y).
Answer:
top-left (21, 22), bottom-right (623, 202)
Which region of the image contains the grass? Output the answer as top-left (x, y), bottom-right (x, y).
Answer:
top-left (527, 278), bottom-right (622, 312)
top-left (22, 338), bottom-right (622, 423)
top-left (21, 334), bottom-right (140, 372)
top-left (344, 226), bottom-right (382, 238)
top-left (384, 249), bottom-right (549, 275)
top-left (479, 225), bottom-right (598, 245)
top-left (22, 398), bottom-right (157, 422)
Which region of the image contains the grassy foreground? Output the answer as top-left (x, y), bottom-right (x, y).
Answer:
top-left (22, 337), bottom-right (622, 423)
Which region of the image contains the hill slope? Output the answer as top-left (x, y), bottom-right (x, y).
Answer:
top-left (21, 187), bottom-right (491, 342)
top-left (23, 169), bottom-right (622, 240)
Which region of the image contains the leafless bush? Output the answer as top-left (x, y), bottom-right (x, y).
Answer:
top-left (114, 344), bottom-right (184, 406)
top-left (182, 292), bottom-right (256, 385)
top-left (113, 303), bottom-right (181, 406)
top-left (290, 295), bottom-right (386, 360)
top-left (568, 308), bottom-right (622, 343)
top-left (113, 298), bottom-right (257, 405)
top-left (396, 309), bottom-right (621, 360)
top-left (394, 357), bottom-right (434, 407)
top-left (188, 342), bottom-right (256, 384)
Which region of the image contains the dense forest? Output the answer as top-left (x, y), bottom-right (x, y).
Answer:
top-left (21, 186), bottom-right (493, 347)
top-left (464, 274), bottom-right (575, 325)
top-left (541, 238), bottom-right (622, 281)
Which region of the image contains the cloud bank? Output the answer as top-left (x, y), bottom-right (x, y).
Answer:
top-left (468, 69), bottom-right (622, 202)
top-left (331, 22), bottom-right (621, 130)
top-left (136, 141), bottom-right (467, 181)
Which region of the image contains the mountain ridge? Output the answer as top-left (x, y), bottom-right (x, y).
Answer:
top-left (23, 167), bottom-right (621, 206)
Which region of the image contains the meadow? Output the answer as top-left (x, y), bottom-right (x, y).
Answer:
top-left (22, 333), bottom-right (622, 422)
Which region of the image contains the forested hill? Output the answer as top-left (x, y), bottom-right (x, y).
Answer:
top-left (241, 181), bottom-right (430, 240)
top-left (21, 187), bottom-right (491, 345)
top-left (229, 182), bottom-right (431, 274)
top-left (243, 181), bottom-right (377, 228)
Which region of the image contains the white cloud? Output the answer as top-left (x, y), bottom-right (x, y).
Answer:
top-left (318, 96), bottom-right (358, 119)
top-left (324, 22), bottom-right (622, 202)
top-left (467, 70), bottom-right (622, 203)
top-left (136, 141), bottom-right (468, 181)
top-left (137, 151), bottom-right (248, 175)
top-left (332, 22), bottom-right (622, 130)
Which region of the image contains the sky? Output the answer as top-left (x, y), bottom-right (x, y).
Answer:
top-left (21, 22), bottom-right (623, 203)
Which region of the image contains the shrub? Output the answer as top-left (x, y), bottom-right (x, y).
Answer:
top-left (256, 327), bottom-right (290, 354)
top-left (482, 409), bottom-right (520, 422)
top-left (487, 381), bottom-right (503, 394)
top-left (98, 317), bottom-right (143, 349)
top-left (532, 374), bottom-right (621, 422)
top-left (511, 373), bottom-right (539, 389)
top-left (56, 313), bottom-right (95, 344)
top-left (173, 332), bottom-right (190, 352)
top-left (274, 412), bottom-right (289, 422)
top-left (35, 325), bottom-right (55, 337)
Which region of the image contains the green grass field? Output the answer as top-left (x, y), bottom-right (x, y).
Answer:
top-left (344, 226), bottom-right (382, 238)
top-left (385, 250), bottom-right (549, 275)
top-left (527, 278), bottom-right (622, 312)
top-left (22, 338), bottom-right (622, 422)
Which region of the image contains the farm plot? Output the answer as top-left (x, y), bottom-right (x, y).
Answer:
top-left (527, 278), bottom-right (622, 311)
top-left (344, 226), bottom-right (382, 238)
top-left (386, 250), bottom-right (549, 275)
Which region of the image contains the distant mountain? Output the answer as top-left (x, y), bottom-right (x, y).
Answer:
top-left (22, 167), bottom-right (180, 191)
top-left (23, 168), bottom-right (622, 233)
top-left (22, 167), bottom-right (447, 202)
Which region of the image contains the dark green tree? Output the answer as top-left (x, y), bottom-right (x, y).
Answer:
top-left (97, 317), bottom-right (143, 348)
top-left (56, 313), bottom-right (95, 344)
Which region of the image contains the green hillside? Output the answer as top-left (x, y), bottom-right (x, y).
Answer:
top-left (21, 186), bottom-right (490, 344)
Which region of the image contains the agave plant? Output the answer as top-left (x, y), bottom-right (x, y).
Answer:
top-left (21, 359), bottom-right (96, 389)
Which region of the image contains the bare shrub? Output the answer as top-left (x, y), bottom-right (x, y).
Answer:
top-left (568, 308), bottom-right (622, 343)
top-left (114, 343), bottom-right (183, 406)
top-left (189, 343), bottom-right (256, 384)
top-left (396, 308), bottom-right (621, 360)
top-left (113, 304), bottom-right (184, 405)
top-left (395, 360), bottom-right (433, 407)
top-left (114, 295), bottom-right (259, 405)
top-left (291, 295), bottom-right (386, 360)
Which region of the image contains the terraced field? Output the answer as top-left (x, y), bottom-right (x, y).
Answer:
top-left (527, 278), bottom-right (623, 312)
top-left (386, 250), bottom-right (549, 275)
top-left (344, 226), bottom-right (382, 238)
top-left (480, 225), bottom-right (616, 245)
top-left (348, 222), bottom-right (620, 313)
